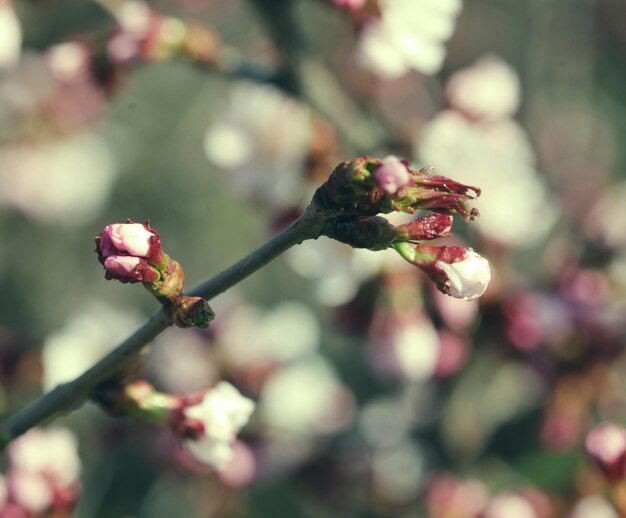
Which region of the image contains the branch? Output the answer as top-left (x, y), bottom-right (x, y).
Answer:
top-left (0, 203), bottom-right (330, 449)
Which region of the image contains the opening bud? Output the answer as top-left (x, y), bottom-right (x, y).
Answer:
top-left (102, 256), bottom-right (161, 283)
top-left (393, 242), bottom-right (490, 300)
top-left (96, 220), bottom-right (166, 270)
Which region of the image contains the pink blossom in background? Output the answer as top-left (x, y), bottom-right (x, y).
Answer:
top-left (425, 474), bottom-right (488, 518)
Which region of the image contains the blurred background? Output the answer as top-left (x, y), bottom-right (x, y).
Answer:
top-left (1, 0), bottom-right (626, 516)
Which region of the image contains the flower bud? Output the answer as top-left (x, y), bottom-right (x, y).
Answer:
top-left (102, 256), bottom-right (160, 283)
top-left (374, 155), bottom-right (412, 195)
top-left (144, 257), bottom-right (185, 302)
top-left (171, 296), bottom-right (215, 328)
top-left (312, 156), bottom-right (480, 220)
top-left (96, 220), bottom-right (165, 268)
top-left (396, 213), bottom-right (453, 241)
top-left (393, 242), bottom-right (490, 300)
top-left (585, 422), bottom-right (626, 482)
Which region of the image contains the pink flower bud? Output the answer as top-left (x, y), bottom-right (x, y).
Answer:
top-left (103, 256), bottom-right (160, 283)
top-left (585, 422), bottom-right (626, 481)
top-left (97, 221), bottom-right (163, 263)
top-left (96, 220), bottom-right (167, 283)
top-left (374, 155), bottom-right (412, 195)
top-left (393, 243), bottom-right (490, 300)
top-left (396, 213), bottom-right (453, 241)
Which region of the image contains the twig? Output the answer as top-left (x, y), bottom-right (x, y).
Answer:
top-left (0, 203), bottom-right (330, 449)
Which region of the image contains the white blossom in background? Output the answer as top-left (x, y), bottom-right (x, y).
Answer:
top-left (286, 235), bottom-right (408, 306)
top-left (483, 493), bottom-right (536, 518)
top-left (0, 131), bottom-right (117, 224)
top-left (8, 427), bottom-right (81, 512)
top-left (260, 355), bottom-right (354, 435)
top-left (148, 327), bottom-right (218, 393)
top-left (0, 0), bottom-right (21, 71)
top-left (371, 440), bottom-right (425, 504)
top-left (41, 302), bottom-right (143, 392)
top-left (570, 496), bottom-right (618, 518)
top-left (446, 56), bottom-right (521, 120)
top-left (45, 41), bottom-right (91, 83)
top-left (203, 81), bottom-right (311, 208)
top-left (585, 182), bottom-right (626, 250)
top-left (216, 300), bottom-right (320, 366)
top-left (418, 58), bottom-right (556, 247)
top-left (370, 315), bottom-right (440, 382)
top-left (357, 0), bottom-right (462, 79)
top-left (184, 382), bottom-right (255, 468)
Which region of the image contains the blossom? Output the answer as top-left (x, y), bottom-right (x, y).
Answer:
top-left (203, 81), bottom-right (311, 210)
top-left (0, 131), bottom-right (116, 225)
top-left (446, 56), bottom-right (521, 121)
top-left (417, 57), bottom-right (556, 247)
top-left (260, 355), bottom-right (354, 435)
top-left (183, 382), bottom-right (255, 468)
top-left (356, 0), bottom-right (462, 79)
top-left (584, 422), bottom-right (626, 481)
top-left (483, 492), bottom-right (537, 518)
top-left (394, 242), bottom-right (490, 300)
top-left (41, 302), bottom-right (143, 392)
top-left (374, 155), bottom-right (412, 195)
top-left (7, 427), bottom-right (81, 512)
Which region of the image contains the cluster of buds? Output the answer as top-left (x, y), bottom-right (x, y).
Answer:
top-left (95, 380), bottom-right (255, 469)
top-left (317, 156), bottom-right (490, 300)
top-left (95, 220), bottom-right (214, 327)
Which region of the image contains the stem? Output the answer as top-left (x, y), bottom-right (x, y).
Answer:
top-left (0, 204), bottom-right (329, 449)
